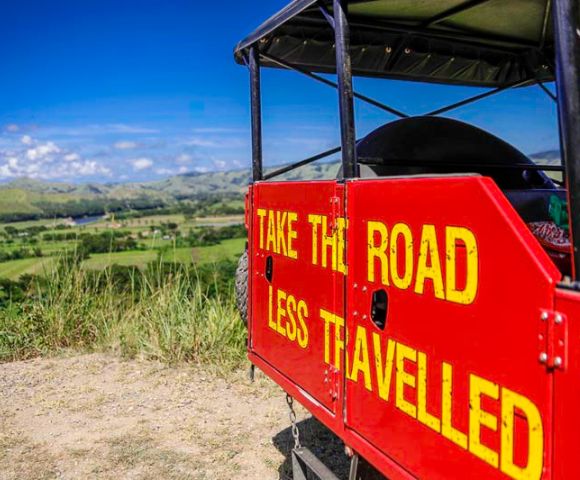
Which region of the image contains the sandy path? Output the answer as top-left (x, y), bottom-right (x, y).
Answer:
top-left (0, 354), bottom-right (349, 480)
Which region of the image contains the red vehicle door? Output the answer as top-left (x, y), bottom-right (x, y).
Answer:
top-left (343, 176), bottom-right (560, 480)
top-left (249, 180), bottom-right (345, 415)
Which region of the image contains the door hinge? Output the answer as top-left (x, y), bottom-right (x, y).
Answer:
top-left (330, 196), bottom-right (341, 228)
top-left (324, 366), bottom-right (340, 402)
top-left (538, 309), bottom-right (568, 371)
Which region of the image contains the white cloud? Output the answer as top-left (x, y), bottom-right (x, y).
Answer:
top-left (26, 141), bottom-right (60, 161)
top-left (114, 140), bottom-right (138, 150)
top-left (63, 153), bottom-right (81, 162)
top-left (130, 157), bottom-right (153, 171)
top-left (0, 139), bottom-right (111, 180)
top-left (5, 124), bottom-right (19, 133)
top-left (176, 153), bottom-right (192, 164)
top-left (213, 159), bottom-right (227, 170)
top-left (155, 166), bottom-right (188, 176)
top-left (70, 160), bottom-right (111, 177)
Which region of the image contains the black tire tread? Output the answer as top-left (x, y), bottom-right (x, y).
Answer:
top-left (235, 250), bottom-right (248, 327)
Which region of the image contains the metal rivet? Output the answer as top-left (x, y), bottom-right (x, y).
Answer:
top-left (541, 311), bottom-right (549, 321)
top-left (554, 356), bottom-right (563, 367)
top-left (385, 46), bottom-right (392, 53)
top-left (555, 314), bottom-right (563, 324)
top-left (362, 286), bottom-right (367, 292)
top-left (539, 352), bottom-right (548, 363)
top-left (404, 48), bottom-right (411, 54)
top-left (353, 311), bottom-right (358, 316)
top-left (362, 315), bottom-right (368, 320)
top-left (353, 283), bottom-right (358, 289)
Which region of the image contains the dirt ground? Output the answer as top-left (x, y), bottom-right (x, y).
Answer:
top-left (0, 354), bottom-right (351, 480)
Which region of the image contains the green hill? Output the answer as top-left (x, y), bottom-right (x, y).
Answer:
top-left (0, 148), bottom-right (561, 222)
top-left (0, 161), bottom-right (340, 222)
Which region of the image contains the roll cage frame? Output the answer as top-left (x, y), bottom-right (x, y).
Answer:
top-left (238, 0), bottom-right (580, 281)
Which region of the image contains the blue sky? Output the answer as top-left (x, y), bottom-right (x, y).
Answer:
top-left (0, 0), bottom-right (560, 183)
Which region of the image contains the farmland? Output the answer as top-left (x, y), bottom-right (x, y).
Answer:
top-left (0, 212), bottom-right (246, 280)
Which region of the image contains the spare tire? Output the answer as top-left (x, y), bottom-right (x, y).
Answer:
top-left (235, 250), bottom-right (248, 327)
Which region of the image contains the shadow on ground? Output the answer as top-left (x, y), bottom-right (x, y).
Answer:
top-left (273, 417), bottom-right (350, 479)
top-left (273, 417), bottom-right (386, 480)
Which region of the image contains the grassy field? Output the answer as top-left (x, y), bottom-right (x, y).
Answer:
top-left (0, 208), bottom-right (248, 367)
top-left (192, 238), bottom-right (245, 263)
top-left (0, 213), bottom-right (246, 280)
top-left (0, 257), bottom-right (56, 279)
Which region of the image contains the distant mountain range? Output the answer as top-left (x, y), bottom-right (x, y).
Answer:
top-left (529, 150), bottom-right (561, 164)
top-left (0, 161), bottom-right (341, 199)
top-left (0, 150), bottom-right (561, 222)
top-left (0, 161), bottom-right (341, 221)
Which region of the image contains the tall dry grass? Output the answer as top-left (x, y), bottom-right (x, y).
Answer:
top-left (0, 259), bottom-right (246, 369)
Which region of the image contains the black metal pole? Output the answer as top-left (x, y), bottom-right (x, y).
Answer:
top-left (261, 52), bottom-right (408, 119)
top-left (553, 0), bottom-right (580, 279)
top-left (249, 46), bottom-right (263, 182)
top-left (333, 0), bottom-right (357, 179)
top-left (424, 77), bottom-right (532, 116)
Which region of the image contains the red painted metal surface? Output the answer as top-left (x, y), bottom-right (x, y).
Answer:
top-left (250, 181), bottom-right (345, 416)
top-left (247, 176), bottom-right (572, 480)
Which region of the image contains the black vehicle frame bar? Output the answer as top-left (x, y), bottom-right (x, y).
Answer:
top-left (424, 78), bottom-right (533, 116)
top-left (333, 0), bottom-right (357, 179)
top-left (421, 0), bottom-right (492, 28)
top-left (256, 68), bottom-right (543, 179)
top-left (357, 159), bottom-right (564, 172)
top-left (260, 52), bottom-right (409, 119)
top-left (246, 1), bottom-right (567, 191)
top-left (249, 47), bottom-right (263, 182)
top-left (553, 0), bottom-right (580, 280)
top-left (263, 145), bottom-right (342, 180)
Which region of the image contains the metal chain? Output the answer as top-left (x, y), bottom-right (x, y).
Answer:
top-left (286, 394), bottom-right (301, 450)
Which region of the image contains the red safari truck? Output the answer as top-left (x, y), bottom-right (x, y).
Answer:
top-left (233, 1), bottom-right (580, 478)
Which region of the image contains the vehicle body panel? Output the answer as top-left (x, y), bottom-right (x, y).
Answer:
top-left (247, 175), bottom-right (568, 480)
top-left (249, 180), bottom-right (345, 415)
top-left (344, 176), bottom-right (560, 479)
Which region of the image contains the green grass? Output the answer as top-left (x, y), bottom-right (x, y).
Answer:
top-left (192, 238), bottom-right (245, 263)
top-left (0, 237), bottom-right (245, 280)
top-left (0, 262), bottom-right (246, 368)
top-left (0, 240), bottom-right (75, 254)
top-left (0, 257), bottom-right (56, 279)
top-left (83, 250), bottom-right (159, 270)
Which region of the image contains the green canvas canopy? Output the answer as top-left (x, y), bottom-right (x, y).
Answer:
top-left (234, 0), bottom-right (554, 87)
